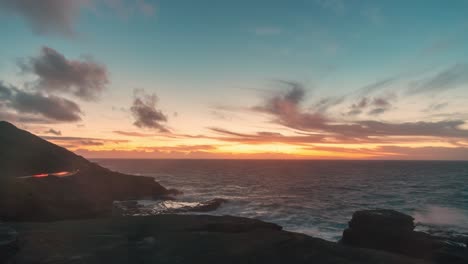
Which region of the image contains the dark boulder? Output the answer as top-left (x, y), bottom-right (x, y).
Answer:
top-left (348, 209), bottom-right (415, 232)
top-left (341, 209), bottom-right (468, 263)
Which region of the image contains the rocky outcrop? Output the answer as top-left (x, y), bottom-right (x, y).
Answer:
top-left (113, 198), bottom-right (228, 216)
top-left (341, 209), bottom-right (468, 264)
top-left (0, 121), bottom-right (176, 221)
top-left (9, 215), bottom-right (427, 264)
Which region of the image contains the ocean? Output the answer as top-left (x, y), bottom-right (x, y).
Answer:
top-left (95, 159), bottom-right (468, 241)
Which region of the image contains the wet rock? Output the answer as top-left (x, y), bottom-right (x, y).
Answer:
top-left (341, 209), bottom-right (468, 263)
top-left (175, 198), bottom-right (228, 213)
top-left (113, 198), bottom-right (228, 216)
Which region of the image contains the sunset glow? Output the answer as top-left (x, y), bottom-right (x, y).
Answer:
top-left (1, 1), bottom-right (468, 160)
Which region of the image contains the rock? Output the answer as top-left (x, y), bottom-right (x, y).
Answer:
top-left (0, 223), bottom-right (18, 263)
top-left (113, 198), bottom-right (228, 216)
top-left (341, 209), bottom-right (468, 263)
top-left (175, 198), bottom-right (228, 213)
top-left (348, 209), bottom-right (415, 233)
top-left (0, 121), bottom-right (175, 221)
top-left (9, 215), bottom-right (427, 264)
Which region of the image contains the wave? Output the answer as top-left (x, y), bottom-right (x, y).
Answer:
top-left (414, 205), bottom-right (468, 228)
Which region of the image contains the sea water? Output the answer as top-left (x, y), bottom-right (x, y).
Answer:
top-left (95, 159), bottom-right (468, 241)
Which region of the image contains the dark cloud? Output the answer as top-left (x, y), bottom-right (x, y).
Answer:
top-left (0, 83), bottom-right (13, 98)
top-left (44, 128), bottom-right (62, 136)
top-left (408, 64), bottom-right (468, 94)
top-left (376, 146), bottom-right (468, 160)
top-left (19, 46), bottom-right (108, 101)
top-left (113, 130), bottom-right (156, 137)
top-left (11, 91), bottom-right (82, 122)
top-left (251, 81), bottom-right (468, 139)
top-left (0, 111), bottom-right (58, 124)
top-left (42, 135), bottom-right (128, 149)
top-left (146, 145), bottom-right (216, 152)
top-left (42, 136), bottom-right (127, 143)
top-left (279, 81), bottom-right (305, 104)
top-left (208, 126), bottom-right (465, 146)
top-left (311, 96), bottom-right (345, 113)
top-left (0, 0), bottom-right (86, 36)
top-left (0, 0), bottom-right (156, 36)
top-left (358, 77), bottom-right (399, 95)
top-left (355, 120), bottom-right (468, 138)
top-left (253, 81), bottom-right (327, 130)
top-left (346, 96), bottom-right (393, 116)
top-left (79, 140), bottom-right (104, 146)
top-left (347, 97), bottom-right (368, 116)
top-left (424, 102), bottom-right (449, 112)
top-left (130, 89), bottom-right (169, 132)
top-left (209, 127), bottom-right (327, 145)
top-left (367, 108), bottom-right (387, 115)
top-left (0, 82), bottom-right (83, 122)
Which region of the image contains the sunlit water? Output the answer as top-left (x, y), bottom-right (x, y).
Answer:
top-left (95, 159), bottom-right (468, 241)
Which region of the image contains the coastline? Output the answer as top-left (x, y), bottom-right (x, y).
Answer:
top-left (1, 122), bottom-right (467, 263)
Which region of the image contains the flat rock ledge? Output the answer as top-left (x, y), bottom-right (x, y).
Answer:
top-left (5, 214), bottom-right (426, 264)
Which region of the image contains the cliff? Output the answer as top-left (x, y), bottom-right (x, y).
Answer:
top-left (0, 121), bottom-right (174, 221)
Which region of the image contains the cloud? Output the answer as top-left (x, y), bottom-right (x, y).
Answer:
top-left (355, 120), bottom-right (468, 138)
top-left (0, 0), bottom-right (156, 36)
top-left (250, 81), bottom-right (468, 139)
top-left (146, 145), bottom-right (216, 152)
top-left (130, 89), bottom-right (169, 132)
top-left (0, 81), bottom-right (83, 122)
top-left (424, 102), bottom-right (449, 112)
top-left (346, 96), bottom-right (393, 116)
top-left (44, 128), bottom-right (62, 136)
top-left (113, 130), bottom-right (156, 137)
top-left (408, 64), bottom-right (468, 94)
top-left (358, 77), bottom-right (399, 95)
top-left (209, 127), bottom-right (328, 145)
top-left (311, 96), bottom-right (345, 113)
top-left (42, 136), bottom-right (127, 143)
top-left (0, 0), bottom-right (88, 36)
top-left (376, 146), bottom-right (468, 160)
top-left (19, 46), bottom-right (108, 101)
top-left (42, 135), bottom-right (128, 149)
top-left (347, 97), bottom-right (368, 116)
top-left (253, 81), bottom-right (328, 130)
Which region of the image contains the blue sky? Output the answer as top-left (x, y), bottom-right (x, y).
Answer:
top-left (1, 0), bottom-right (468, 159)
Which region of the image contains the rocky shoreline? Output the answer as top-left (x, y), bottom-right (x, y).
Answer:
top-left (1, 121), bottom-right (467, 263)
top-left (2, 209), bottom-right (467, 264)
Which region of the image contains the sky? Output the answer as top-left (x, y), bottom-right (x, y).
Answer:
top-left (1, 0), bottom-right (468, 160)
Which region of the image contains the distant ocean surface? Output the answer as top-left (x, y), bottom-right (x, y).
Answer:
top-left (94, 159), bottom-right (468, 241)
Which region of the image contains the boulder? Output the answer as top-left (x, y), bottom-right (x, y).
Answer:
top-left (341, 209), bottom-right (468, 263)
